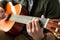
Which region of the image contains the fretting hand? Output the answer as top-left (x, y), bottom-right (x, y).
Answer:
top-left (26, 17), bottom-right (44, 40)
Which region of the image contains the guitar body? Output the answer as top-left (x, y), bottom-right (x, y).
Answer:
top-left (7, 6), bottom-right (28, 36)
top-left (0, 2), bottom-right (28, 36)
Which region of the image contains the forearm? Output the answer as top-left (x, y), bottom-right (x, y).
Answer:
top-left (33, 32), bottom-right (56, 40)
top-left (45, 32), bottom-right (55, 40)
top-left (33, 35), bottom-right (44, 40)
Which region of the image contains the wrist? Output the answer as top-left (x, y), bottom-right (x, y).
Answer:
top-left (40, 35), bottom-right (45, 40)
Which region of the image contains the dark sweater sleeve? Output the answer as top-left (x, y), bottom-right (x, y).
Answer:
top-left (30, 0), bottom-right (60, 19)
top-left (45, 0), bottom-right (60, 19)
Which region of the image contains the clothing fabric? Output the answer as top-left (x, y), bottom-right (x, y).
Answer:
top-left (30, 0), bottom-right (60, 19)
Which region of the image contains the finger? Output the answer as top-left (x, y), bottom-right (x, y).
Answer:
top-left (31, 18), bottom-right (37, 37)
top-left (50, 19), bottom-right (60, 23)
top-left (32, 18), bottom-right (36, 32)
top-left (26, 20), bottom-right (35, 37)
top-left (26, 21), bottom-right (32, 33)
top-left (48, 19), bottom-right (60, 26)
top-left (34, 18), bottom-right (40, 31)
top-left (52, 19), bottom-right (60, 22)
top-left (34, 18), bottom-right (44, 38)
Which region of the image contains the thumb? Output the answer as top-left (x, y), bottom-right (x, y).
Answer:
top-left (41, 15), bottom-right (45, 18)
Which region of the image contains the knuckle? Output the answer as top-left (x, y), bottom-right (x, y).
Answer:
top-left (32, 20), bottom-right (34, 23)
top-left (35, 18), bottom-right (39, 22)
top-left (28, 30), bottom-right (32, 33)
top-left (28, 21), bottom-right (31, 24)
top-left (27, 21), bottom-right (32, 25)
top-left (32, 30), bottom-right (35, 33)
top-left (36, 29), bottom-right (39, 32)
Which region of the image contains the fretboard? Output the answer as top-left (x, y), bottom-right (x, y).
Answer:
top-left (9, 15), bottom-right (50, 28)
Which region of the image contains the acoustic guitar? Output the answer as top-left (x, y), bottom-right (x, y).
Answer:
top-left (9, 15), bottom-right (60, 39)
top-left (0, 2), bottom-right (60, 39)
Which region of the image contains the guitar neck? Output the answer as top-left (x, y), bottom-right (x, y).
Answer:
top-left (9, 15), bottom-right (50, 28)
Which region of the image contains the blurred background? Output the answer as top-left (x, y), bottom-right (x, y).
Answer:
top-left (1, 0), bottom-right (27, 8)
